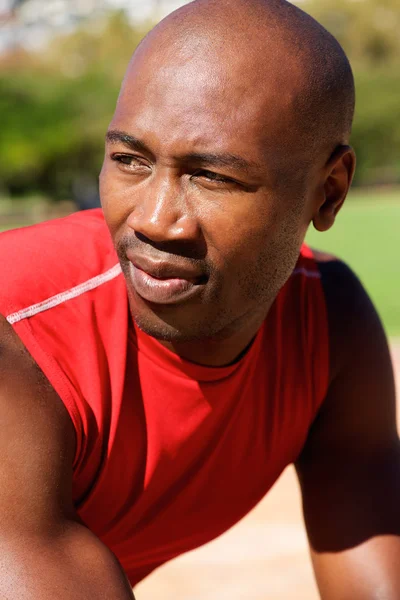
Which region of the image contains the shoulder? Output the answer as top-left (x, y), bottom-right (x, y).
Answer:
top-left (312, 247), bottom-right (366, 302)
top-left (299, 248), bottom-right (396, 464)
top-left (312, 248), bottom-right (384, 381)
top-left (0, 312), bottom-right (76, 467)
top-left (314, 248), bottom-right (369, 326)
top-left (0, 212), bottom-right (129, 483)
top-left (0, 209), bottom-right (120, 319)
top-left (0, 208), bottom-right (114, 273)
top-left (296, 249), bottom-right (396, 464)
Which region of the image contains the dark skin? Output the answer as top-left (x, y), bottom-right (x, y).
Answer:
top-left (101, 24), bottom-right (350, 366)
top-left (297, 256), bottom-right (400, 598)
top-left (0, 0), bottom-right (399, 598)
top-left (0, 317), bottom-right (136, 599)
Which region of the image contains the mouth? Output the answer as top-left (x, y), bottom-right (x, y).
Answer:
top-left (125, 251), bottom-right (208, 305)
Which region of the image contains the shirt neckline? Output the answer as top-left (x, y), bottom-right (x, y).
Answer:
top-left (128, 319), bottom-right (265, 382)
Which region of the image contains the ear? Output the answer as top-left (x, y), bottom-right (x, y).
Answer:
top-left (312, 145), bottom-right (356, 232)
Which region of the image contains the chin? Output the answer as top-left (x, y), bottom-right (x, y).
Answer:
top-left (132, 312), bottom-right (205, 342)
top-left (129, 294), bottom-right (237, 343)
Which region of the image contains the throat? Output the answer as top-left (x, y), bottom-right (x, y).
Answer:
top-left (161, 309), bottom-right (269, 367)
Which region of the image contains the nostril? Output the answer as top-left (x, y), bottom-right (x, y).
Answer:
top-left (134, 231), bottom-right (208, 261)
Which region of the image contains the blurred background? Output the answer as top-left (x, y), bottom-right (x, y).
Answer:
top-left (0, 1), bottom-right (399, 598)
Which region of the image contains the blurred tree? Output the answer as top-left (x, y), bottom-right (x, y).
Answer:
top-left (303, 0), bottom-right (400, 68)
top-left (0, 10), bottom-right (146, 201)
top-left (0, 1), bottom-right (399, 200)
top-left (303, 0), bottom-right (400, 185)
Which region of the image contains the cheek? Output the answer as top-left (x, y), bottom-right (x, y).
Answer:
top-left (252, 210), bottom-right (306, 294)
top-left (204, 200), bottom-right (279, 271)
top-left (99, 166), bottom-right (114, 225)
top-left (99, 165), bottom-right (131, 237)
top-left (211, 201), bottom-right (305, 300)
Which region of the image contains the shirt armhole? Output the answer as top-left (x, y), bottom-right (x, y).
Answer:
top-left (11, 318), bottom-right (83, 468)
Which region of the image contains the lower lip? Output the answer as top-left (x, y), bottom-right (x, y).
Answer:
top-left (129, 263), bottom-right (203, 305)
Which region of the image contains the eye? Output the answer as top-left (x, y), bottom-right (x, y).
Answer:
top-left (192, 169), bottom-right (236, 185)
top-left (111, 153), bottom-right (151, 173)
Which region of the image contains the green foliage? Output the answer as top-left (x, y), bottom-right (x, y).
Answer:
top-left (0, 11), bottom-right (145, 199)
top-left (303, 0), bottom-right (400, 68)
top-left (303, 0), bottom-right (400, 186)
top-left (351, 71), bottom-right (400, 185)
top-left (1, 2), bottom-right (400, 199)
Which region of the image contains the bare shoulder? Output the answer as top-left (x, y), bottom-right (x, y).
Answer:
top-left (0, 314), bottom-right (135, 598)
top-left (311, 248), bottom-right (389, 380)
top-left (0, 314), bottom-right (74, 435)
top-left (298, 249), bottom-right (397, 460)
top-left (0, 313), bottom-right (77, 527)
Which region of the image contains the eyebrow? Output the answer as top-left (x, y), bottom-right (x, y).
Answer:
top-left (106, 130), bottom-right (151, 155)
top-left (106, 129), bottom-right (261, 174)
top-left (182, 151), bottom-right (259, 173)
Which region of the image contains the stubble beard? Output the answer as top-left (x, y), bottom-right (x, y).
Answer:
top-left (125, 248), bottom-right (297, 344)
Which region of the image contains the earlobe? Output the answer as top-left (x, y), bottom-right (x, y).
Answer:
top-left (312, 196), bottom-right (337, 233)
top-left (312, 145), bottom-right (356, 233)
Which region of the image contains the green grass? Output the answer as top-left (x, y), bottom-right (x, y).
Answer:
top-left (306, 189), bottom-right (400, 337)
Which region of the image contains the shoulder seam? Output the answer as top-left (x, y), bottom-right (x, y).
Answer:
top-left (291, 267), bottom-right (321, 279)
top-left (6, 263), bottom-right (122, 325)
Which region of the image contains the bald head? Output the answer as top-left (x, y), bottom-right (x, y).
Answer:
top-left (124, 0), bottom-right (355, 162)
top-left (102, 0), bottom-right (356, 348)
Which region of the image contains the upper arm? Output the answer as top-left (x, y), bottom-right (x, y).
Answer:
top-left (0, 315), bottom-right (135, 599)
top-left (0, 314), bottom-right (77, 530)
top-left (295, 256), bottom-right (400, 598)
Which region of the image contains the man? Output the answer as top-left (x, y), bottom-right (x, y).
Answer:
top-left (0, 0), bottom-right (399, 598)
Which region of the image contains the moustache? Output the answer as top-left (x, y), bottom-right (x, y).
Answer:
top-left (116, 233), bottom-right (212, 278)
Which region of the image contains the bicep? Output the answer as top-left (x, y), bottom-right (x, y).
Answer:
top-left (0, 316), bottom-right (76, 530)
top-left (0, 316), bottom-right (136, 598)
top-left (295, 259), bottom-right (400, 598)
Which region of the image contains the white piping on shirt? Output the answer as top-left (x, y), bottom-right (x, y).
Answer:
top-left (6, 263), bottom-right (122, 325)
top-left (6, 263), bottom-right (318, 325)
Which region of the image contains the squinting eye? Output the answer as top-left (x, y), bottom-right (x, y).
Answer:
top-left (111, 154), bottom-right (150, 172)
top-left (194, 170), bottom-right (233, 184)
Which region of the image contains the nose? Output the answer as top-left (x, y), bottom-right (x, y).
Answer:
top-left (126, 171), bottom-right (200, 244)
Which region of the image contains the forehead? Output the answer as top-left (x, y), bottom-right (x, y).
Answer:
top-left (112, 39), bottom-right (306, 168)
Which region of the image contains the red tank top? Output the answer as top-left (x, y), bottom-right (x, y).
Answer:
top-left (0, 209), bottom-right (329, 585)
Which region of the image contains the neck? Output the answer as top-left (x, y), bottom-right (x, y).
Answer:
top-left (160, 304), bottom-right (271, 367)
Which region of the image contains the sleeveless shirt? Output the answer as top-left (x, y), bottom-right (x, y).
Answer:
top-left (0, 209), bottom-right (329, 585)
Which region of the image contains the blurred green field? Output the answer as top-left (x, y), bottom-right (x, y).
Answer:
top-left (306, 189), bottom-right (400, 337)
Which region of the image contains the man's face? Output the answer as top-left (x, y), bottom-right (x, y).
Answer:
top-left (100, 44), bottom-right (315, 342)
